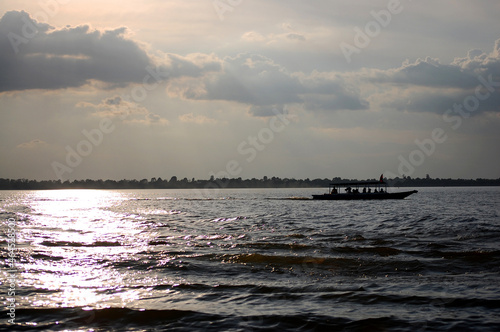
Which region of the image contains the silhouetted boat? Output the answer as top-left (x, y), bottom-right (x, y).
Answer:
top-left (312, 177), bottom-right (417, 200)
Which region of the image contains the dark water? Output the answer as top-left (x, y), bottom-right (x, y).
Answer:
top-left (1, 187), bottom-right (500, 331)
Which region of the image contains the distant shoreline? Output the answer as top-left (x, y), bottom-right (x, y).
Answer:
top-left (1, 177), bottom-right (499, 190)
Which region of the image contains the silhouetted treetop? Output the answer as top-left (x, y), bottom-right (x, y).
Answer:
top-left (0, 176), bottom-right (499, 190)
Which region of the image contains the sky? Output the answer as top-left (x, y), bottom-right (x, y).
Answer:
top-left (1, 0), bottom-right (499, 181)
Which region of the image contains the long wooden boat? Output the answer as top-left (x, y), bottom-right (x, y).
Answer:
top-left (312, 179), bottom-right (417, 200)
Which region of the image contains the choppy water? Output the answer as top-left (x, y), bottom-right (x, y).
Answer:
top-left (1, 187), bottom-right (500, 331)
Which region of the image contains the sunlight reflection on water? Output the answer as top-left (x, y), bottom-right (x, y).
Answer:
top-left (2, 188), bottom-right (499, 331)
top-left (19, 190), bottom-right (152, 309)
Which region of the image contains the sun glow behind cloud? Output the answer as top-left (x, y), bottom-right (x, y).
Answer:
top-left (1, 1), bottom-right (500, 180)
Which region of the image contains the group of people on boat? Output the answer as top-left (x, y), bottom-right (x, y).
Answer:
top-left (312, 175), bottom-right (417, 200)
top-left (331, 186), bottom-right (385, 194)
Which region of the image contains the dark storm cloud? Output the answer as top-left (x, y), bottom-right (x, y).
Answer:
top-left (169, 53), bottom-right (368, 113)
top-left (0, 11), bottom-right (221, 92)
top-left (300, 72), bottom-right (369, 111)
top-left (202, 53), bottom-right (304, 106)
top-left (370, 38), bottom-right (500, 114)
top-left (378, 58), bottom-right (478, 88)
top-left (369, 39), bottom-right (500, 87)
top-left (166, 53), bottom-right (222, 78)
top-left (0, 11), bottom-right (152, 91)
top-left (0, 11), bottom-right (367, 113)
top-left (383, 87), bottom-right (500, 115)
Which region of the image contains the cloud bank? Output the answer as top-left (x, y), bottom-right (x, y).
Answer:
top-left (0, 11), bottom-right (220, 92)
top-left (1, 2), bottom-right (500, 181)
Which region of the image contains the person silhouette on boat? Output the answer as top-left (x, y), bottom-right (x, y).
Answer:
top-left (331, 188), bottom-right (338, 194)
top-left (362, 187), bottom-right (367, 193)
top-left (346, 187), bottom-right (352, 194)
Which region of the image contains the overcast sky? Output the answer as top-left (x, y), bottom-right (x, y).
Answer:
top-left (1, 0), bottom-right (499, 181)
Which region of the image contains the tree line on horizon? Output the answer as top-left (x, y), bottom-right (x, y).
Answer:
top-left (0, 175), bottom-right (499, 190)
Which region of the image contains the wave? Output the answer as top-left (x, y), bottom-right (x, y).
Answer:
top-left (4, 307), bottom-right (497, 331)
top-left (0, 307), bottom-right (221, 331)
top-left (39, 240), bottom-right (122, 247)
top-left (0, 307), bottom-right (422, 331)
top-left (130, 197), bottom-right (238, 202)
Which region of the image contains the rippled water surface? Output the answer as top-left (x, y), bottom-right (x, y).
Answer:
top-left (1, 187), bottom-right (500, 331)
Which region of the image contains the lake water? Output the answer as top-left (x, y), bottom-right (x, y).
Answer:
top-left (1, 187), bottom-right (500, 331)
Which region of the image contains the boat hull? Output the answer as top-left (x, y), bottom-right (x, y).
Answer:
top-left (312, 190), bottom-right (418, 200)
